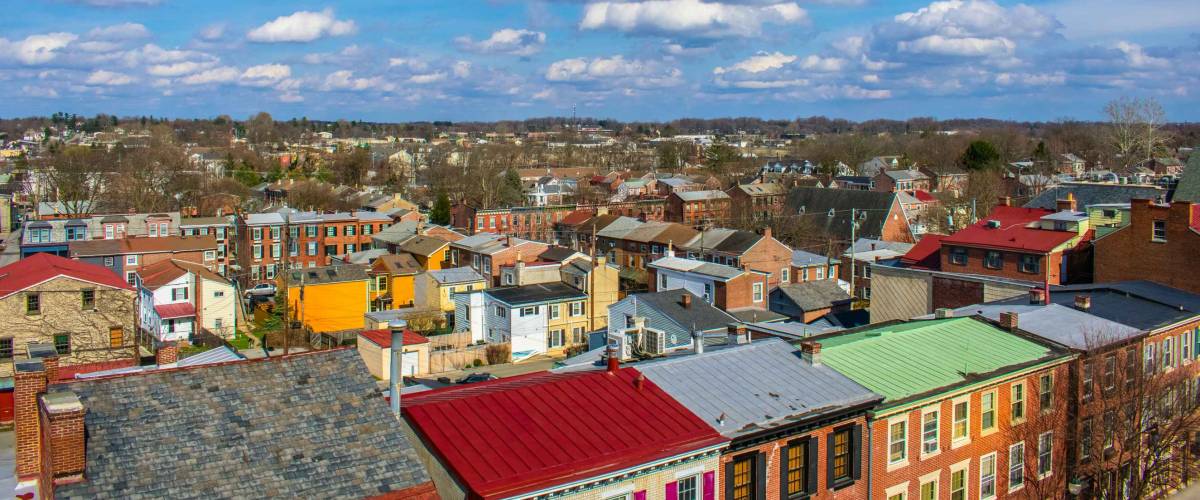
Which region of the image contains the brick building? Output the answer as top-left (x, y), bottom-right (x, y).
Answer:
top-left (451, 199), bottom-right (666, 237)
top-left (1093, 199), bottom-right (1200, 295)
top-left (680, 227), bottom-right (794, 288)
top-left (784, 187), bottom-right (915, 250)
top-left (648, 255), bottom-right (772, 314)
top-left (939, 203), bottom-right (1092, 286)
top-left (665, 190), bottom-right (733, 227)
top-left (448, 233), bottom-right (549, 286)
top-left (69, 235), bottom-right (219, 286)
top-left (727, 183), bottom-right (787, 222)
top-left (178, 216), bottom-right (236, 277)
top-left (237, 209), bottom-right (390, 286)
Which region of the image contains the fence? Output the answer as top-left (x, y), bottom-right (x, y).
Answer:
top-left (424, 330), bottom-right (508, 374)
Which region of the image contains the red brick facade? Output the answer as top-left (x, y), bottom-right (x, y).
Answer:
top-left (719, 414), bottom-right (870, 500)
top-left (939, 244), bottom-right (1062, 285)
top-left (1094, 200), bottom-right (1200, 295)
top-left (666, 192), bottom-right (733, 227)
top-left (238, 214), bottom-right (386, 286)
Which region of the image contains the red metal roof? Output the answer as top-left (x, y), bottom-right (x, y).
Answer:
top-left (402, 367), bottom-right (726, 499)
top-left (559, 209), bottom-right (594, 226)
top-left (941, 206), bottom-right (1075, 253)
top-left (901, 234), bottom-right (947, 269)
top-left (358, 328), bottom-right (430, 347)
top-left (0, 253), bottom-right (133, 299)
top-left (154, 302), bottom-right (196, 319)
top-left (55, 359), bottom-right (138, 381)
top-left (913, 190), bottom-right (937, 203)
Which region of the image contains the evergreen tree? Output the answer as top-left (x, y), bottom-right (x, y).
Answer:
top-left (960, 140), bottom-right (1001, 170)
top-left (430, 191), bottom-right (452, 225)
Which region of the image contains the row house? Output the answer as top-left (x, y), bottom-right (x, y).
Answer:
top-left (0, 254), bottom-right (137, 392)
top-left (449, 233), bottom-right (549, 287)
top-left (370, 220), bottom-right (464, 255)
top-left (873, 169), bottom-right (932, 193)
top-left (647, 255), bottom-right (772, 319)
top-left (1094, 199), bottom-right (1200, 295)
top-left (815, 316), bottom-right (1076, 500)
top-left (414, 267), bottom-right (488, 313)
top-left (452, 200), bottom-right (668, 238)
top-left (178, 215), bottom-right (236, 276)
top-left (69, 235), bottom-right (219, 286)
top-left (138, 259), bottom-right (237, 343)
top-left (791, 249), bottom-right (841, 285)
top-left (770, 280), bottom-right (853, 323)
top-left (680, 227), bottom-right (793, 288)
top-left (639, 338), bottom-right (882, 500)
top-left (666, 190), bottom-right (733, 227)
top-left (606, 290), bottom-right (739, 356)
top-left (595, 218), bottom-right (699, 277)
top-left (285, 264), bottom-right (371, 333)
top-left (784, 187), bottom-right (916, 249)
top-left (400, 366), bottom-right (727, 499)
top-left (840, 238), bottom-right (915, 301)
top-left (939, 201), bottom-right (1092, 286)
top-left (920, 165), bottom-right (969, 196)
top-left (237, 209), bottom-right (390, 286)
top-left (20, 211), bottom-right (181, 258)
top-left (727, 182), bottom-right (787, 222)
top-left (368, 253), bottom-right (422, 311)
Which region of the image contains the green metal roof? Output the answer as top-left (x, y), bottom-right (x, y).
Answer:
top-left (818, 317), bottom-right (1060, 406)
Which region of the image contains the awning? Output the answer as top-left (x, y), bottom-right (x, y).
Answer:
top-left (154, 302), bottom-right (196, 319)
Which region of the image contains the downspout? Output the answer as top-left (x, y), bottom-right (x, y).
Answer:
top-left (865, 413), bottom-right (875, 500)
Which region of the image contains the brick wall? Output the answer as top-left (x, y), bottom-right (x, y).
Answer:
top-left (940, 245), bottom-right (1058, 284)
top-left (881, 202), bottom-right (917, 243)
top-left (738, 235), bottom-right (793, 288)
top-left (931, 276), bottom-right (986, 311)
top-left (1095, 200), bottom-right (1200, 295)
top-left (719, 415), bottom-right (869, 500)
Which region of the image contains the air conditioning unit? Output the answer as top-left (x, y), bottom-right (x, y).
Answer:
top-left (642, 329), bottom-right (666, 355)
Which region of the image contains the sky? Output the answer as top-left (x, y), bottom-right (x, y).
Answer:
top-left (3, 0), bottom-right (1198, 122)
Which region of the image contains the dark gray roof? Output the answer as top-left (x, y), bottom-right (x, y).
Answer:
top-left (785, 187), bottom-right (901, 241)
top-left (397, 235), bottom-right (449, 256)
top-left (633, 289), bottom-right (738, 332)
top-left (791, 249), bottom-right (838, 267)
top-left (637, 338), bottom-right (879, 437)
top-left (54, 349), bottom-right (431, 499)
top-left (487, 282), bottom-right (587, 306)
top-left (773, 280), bottom-right (852, 312)
top-left (992, 281), bottom-right (1200, 332)
top-left (933, 303), bottom-right (1140, 351)
top-left (1024, 182), bottom-right (1165, 210)
top-left (727, 308), bottom-right (789, 323)
top-left (289, 264), bottom-right (369, 285)
top-left (710, 230), bottom-right (762, 254)
top-left (1174, 152), bottom-right (1200, 203)
top-left (539, 246), bottom-right (582, 262)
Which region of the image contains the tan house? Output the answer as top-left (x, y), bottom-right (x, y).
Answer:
top-left (414, 267), bottom-right (487, 313)
top-left (356, 328), bottom-right (431, 379)
top-left (0, 253), bottom-right (137, 382)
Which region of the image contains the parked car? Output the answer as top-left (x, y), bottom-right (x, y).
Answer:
top-left (244, 283), bottom-right (276, 297)
top-left (456, 373), bottom-right (497, 385)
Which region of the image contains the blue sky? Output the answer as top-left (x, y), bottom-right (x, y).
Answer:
top-left (3, 0), bottom-right (1198, 122)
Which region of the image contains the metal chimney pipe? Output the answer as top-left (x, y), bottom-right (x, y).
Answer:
top-left (389, 319), bottom-right (407, 418)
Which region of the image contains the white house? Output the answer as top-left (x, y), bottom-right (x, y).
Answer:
top-left (459, 282), bottom-right (587, 360)
top-left (139, 259), bottom-right (237, 342)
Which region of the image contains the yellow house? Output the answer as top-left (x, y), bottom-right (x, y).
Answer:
top-left (560, 255), bottom-right (621, 331)
top-left (414, 267), bottom-right (487, 312)
top-left (368, 253), bottom-right (422, 311)
top-left (286, 264), bottom-right (370, 333)
top-left (397, 235), bottom-right (451, 271)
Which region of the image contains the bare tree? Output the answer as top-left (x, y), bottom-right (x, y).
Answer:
top-left (37, 146), bottom-right (107, 217)
top-left (1104, 97), bottom-right (1169, 167)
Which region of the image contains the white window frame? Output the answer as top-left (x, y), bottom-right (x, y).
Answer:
top-left (780, 268), bottom-right (789, 283)
top-left (921, 407), bottom-right (940, 457)
top-left (1037, 431), bottom-right (1053, 479)
top-left (676, 474), bottom-right (699, 500)
top-left (1010, 381), bottom-right (1026, 424)
top-left (980, 390), bottom-right (997, 435)
top-left (801, 268), bottom-right (809, 281)
top-left (951, 395), bottom-right (970, 447)
top-left (570, 301), bottom-right (583, 317)
top-left (885, 482), bottom-right (909, 500)
top-left (549, 304), bottom-right (560, 320)
top-left (752, 282), bottom-right (764, 303)
top-left (1008, 442), bottom-right (1025, 492)
top-left (979, 452), bottom-right (997, 500)
top-left (887, 414), bottom-right (909, 469)
top-left (125, 255), bottom-right (138, 266)
top-left (816, 267), bottom-right (825, 280)
top-left (1163, 337), bottom-right (1174, 369)
top-left (918, 471), bottom-right (939, 500)
top-left (949, 459), bottom-right (970, 500)
top-left (520, 306), bottom-right (536, 317)
top-left (1040, 372), bottom-right (1056, 412)
top-left (659, 273), bottom-right (668, 289)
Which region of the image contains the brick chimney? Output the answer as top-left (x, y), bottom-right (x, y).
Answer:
top-left (680, 294), bottom-right (692, 309)
top-left (41, 390), bottom-right (86, 486)
top-left (998, 196), bottom-right (1012, 207)
top-left (1056, 193), bottom-right (1077, 212)
top-left (1074, 295), bottom-right (1092, 311)
top-left (800, 341), bottom-right (822, 366)
top-left (156, 341), bottom-right (179, 366)
top-left (1029, 288), bottom-right (1046, 304)
top-left (14, 359), bottom-right (48, 480)
top-left (726, 323), bottom-right (749, 345)
top-left (999, 311), bottom-right (1019, 331)
top-left (762, 226), bottom-right (772, 240)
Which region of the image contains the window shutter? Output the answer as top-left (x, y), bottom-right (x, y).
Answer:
top-left (1194, 328), bottom-right (1199, 359)
top-left (704, 471), bottom-right (715, 500)
top-left (851, 424), bottom-right (863, 480)
top-left (633, 490), bottom-right (646, 500)
top-left (779, 443), bottom-right (790, 497)
top-left (806, 436), bottom-right (819, 493)
top-left (665, 481), bottom-right (677, 500)
top-left (755, 452), bottom-right (767, 500)
top-left (826, 432), bottom-right (836, 487)
top-left (724, 462), bottom-right (735, 500)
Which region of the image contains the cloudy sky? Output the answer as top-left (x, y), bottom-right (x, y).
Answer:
top-left (4, 0), bottom-right (1198, 121)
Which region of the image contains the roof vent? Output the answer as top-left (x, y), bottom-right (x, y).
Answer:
top-left (986, 220), bottom-right (1001, 228)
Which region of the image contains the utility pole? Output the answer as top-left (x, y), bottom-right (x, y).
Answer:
top-left (849, 208), bottom-right (857, 303)
top-left (281, 217), bottom-right (290, 356)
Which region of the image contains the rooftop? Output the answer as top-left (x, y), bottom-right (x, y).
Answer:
top-left (358, 328), bottom-right (431, 347)
top-left (648, 256), bottom-right (745, 281)
top-left (486, 282), bottom-right (587, 306)
top-left (994, 281), bottom-right (1200, 332)
top-left (288, 264), bottom-right (369, 285)
top-left (941, 206), bottom-right (1076, 253)
top-left (630, 289), bottom-right (738, 333)
top-left (675, 189), bottom-right (730, 201)
top-left (402, 367), bottom-right (725, 498)
top-left (0, 253), bottom-right (133, 299)
top-left (933, 303), bottom-right (1141, 351)
top-left (774, 280), bottom-right (852, 312)
top-left (426, 267), bottom-right (486, 284)
top-left (791, 249), bottom-right (838, 267)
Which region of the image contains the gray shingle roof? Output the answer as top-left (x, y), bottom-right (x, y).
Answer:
top-left (792, 249), bottom-right (838, 267)
top-left (632, 289), bottom-right (738, 333)
top-left (637, 338), bottom-right (879, 437)
top-left (54, 349), bottom-right (431, 499)
top-left (649, 256), bottom-right (745, 281)
top-left (427, 267), bottom-right (486, 284)
top-left (784, 187), bottom-right (902, 241)
top-left (675, 189), bottom-right (730, 201)
top-left (1174, 152), bottom-right (1200, 203)
top-left (1023, 182), bottom-right (1165, 210)
top-left (487, 282), bottom-right (587, 306)
top-left (773, 280), bottom-right (852, 312)
top-left (288, 264), bottom-right (369, 285)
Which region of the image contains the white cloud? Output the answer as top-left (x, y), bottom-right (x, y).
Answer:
top-left (546, 55), bottom-right (683, 88)
top-left (240, 64), bottom-right (292, 87)
top-left (77, 41), bottom-right (121, 53)
top-left (139, 44), bottom-right (216, 64)
top-left (147, 60), bottom-right (217, 77)
top-left (87, 22), bottom-right (149, 40)
top-left (872, 0), bottom-right (1059, 61)
top-left (452, 61), bottom-right (472, 78)
top-left (408, 72), bottom-right (447, 84)
top-left (456, 28), bottom-right (546, 56)
top-left (247, 9), bottom-right (357, 43)
top-left (388, 58), bottom-right (430, 71)
top-left (198, 23), bottom-right (226, 41)
top-left (580, 0), bottom-right (808, 39)
top-left (1113, 41), bottom-right (1170, 69)
top-left (22, 85), bottom-right (59, 98)
top-left (179, 66), bottom-right (240, 85)
top-left (797, 54), bottom-right (847, 71)
top-left (993, 71), bottom-right (1066, 86)
top-left (898, 34), bottom-right (1015, 57)
top-left (322, 70), bottom-right (395, 92)
top-left (714, 51), bottom-right (796, 74)
top-left (0, 33), bottom-right (78, 65)
top-left (85, 69), bottom-right (134, 85)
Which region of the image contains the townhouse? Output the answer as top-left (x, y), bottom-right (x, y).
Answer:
top-left (1094, 199), bottom-right (1200, 295)
top-left (607, 290), bottom-right (739, 357)
top-left (771, 280), bottom-right (853, 323)
top-left (647, 255), bottom-right (774, 321)
top-left (680, 227), bottom-right (793, 288)
top-left (401, 365), bottom-right (727, 499)
top-left (21, 211), bottom-right (182, 258)
top-left (939, 202), bottom-right (1092, 286)
top-left (596, 219), bottom-right (699, 275)
top-left (666, 190), bottom-right (733, 227)
top-left (874, 169), bottom-right (931, 193)
top-left (791, 249), bottom-right (841, 284)
top-left (178, 215), bottom-right (236, 276)
top-left (69, 235), bottom-right (220, 285)
top-left (638, 338), bottom-right (883, 500)
top-left (138, 259), bottom-right (237, 343)
top-left (814, 316), bottom-right (1075, 500)
top-left (449, 233), bottom-right (549, 287)
top-left (451, 200), bottom-right (666, 237)
top-left (840, 238), bottom-right (915, 301)
top-left (470, 283), bottom-right (590, 359)
top-left (237, 209), bottom-right (391, 286)
top-left (368, 253), bottom-right (422, 311)
top-left (414, 267), bottom-right (487, 313)
top-left (727, 182), bottom-right (787, 222)
top-left (285, 264), bottom-right (370, 333)
top-left (784, 187), bottom-right (916, 248)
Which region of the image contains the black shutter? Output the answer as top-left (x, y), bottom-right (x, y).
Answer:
top-left (755, 452), bottom-right (767, 500)
top-left (725, 461), bottom-right (735, 500)
top-left (826, 432), bottom-right (836, 487)
top-left (851, 425), bottom-right (863, 480)
top-left (779, 443), bottom-right (790, 498)
top-left (806, 436), bottom-right (819, 494)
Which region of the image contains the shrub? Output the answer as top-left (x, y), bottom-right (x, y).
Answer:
top-left (485, 343), bottom-right (511, 365)
top-left (472, 358), bottom-right (484, 367)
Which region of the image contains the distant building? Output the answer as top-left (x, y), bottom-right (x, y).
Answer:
top-left (1094, 199), bottom-right (1200, 294)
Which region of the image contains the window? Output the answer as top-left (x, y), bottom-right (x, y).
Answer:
top-left (1009, 442), bottom-right (1025, 490)
top-left (252, 227), bottom-right (262, 241)
top-left (549, 304), bottom-right (560, 320)
top-left (271, 243), bottom-right (281, 258)
top-left (950, 247), bottom-right (967, 265)
top-left (952, 399), bottom-right (969, 442)
top-left (1103, 354), bottom-right (1117, 390)
top-left (784, 440), bottom-right (809, 497)
top-left (702, 283), bottom-right (712, 302)
top-left (1035, 374), bottom-right (1053, 414)
top-left (752, 282), bottom-right (764, 303)
top-left (1103, 410), bottom-right (1115, 451)
top-left (1152, 220), bottom-right (1167, 242)
top-left (572, 327), bottom-right (586, 345)
top-left (1126, 346), bottom-right (1138, 387)
top-left (659, 273), bottom-right (667, 289)
top-left (801, 268), bottom-right (809, 282)
top-left (1019, 255), bottom-right (1039, 274)
top-left (270, 227), bottom-right (280, 240)
top-left (731, 454), bottom-right (756, 500)
top-left (520, 306), bottom-right (536, 317)
top-left (1163, 337), bottom-right (1174, 369)
top-left (1183, 330), bottom-right (1193, 362)
top-left (496, 306), bottom-right (506, 318)
top-left (125, 255), bottom-right (138, 266)
top-left (0, 338), bottom-right (13, 359)
top-left (252, 245), bottom-right (263, 259)
top-left (504, 273), bottom-right (514, 285)
top-left (307, 242), bottom-right (317, 256)
top-left (172, 287), bottom-right (189, 301)
top-left (981, 391), bottom-right (996, 432)
top-left (832, 427), bottom-right (852, 482)
top-left (109, 327), bottom-right (123, 348)
top-left (104, 256), bottom-right (114, 267)
top-left (214, 318), bottom-right (223, 330)
top-left (781, 268), bottom-right (790, 283)
top-left (815, 267), bottom-right (825, 280)
top-left (922, 410), bottom-right (939, 454)
top-left (950, 467), bottom-right (967, 500)
top-left (26, 293), bottom-right (40, 315)
top-left (265, 265), bottom-right (276, 280)
top-left (213, 290), bottom-right (225, 298)
top-left (126, 271), bottom-right (137, 285)
top-left (1083, 361), bottom-right (1094, 401)
top-left (548, 329), bottom-right (564, 348)
top-left (570, 301), bottom-right (583, 316)
top-left (888, 418), bottom-right (907, 464)
top-left (325, 226), bottom-right (336, 237)
top-left (1146, 343), bottom-right (1157, 375)
top-left (375, 276), bottom-right (388, 292)
top-left (920, 479), bottom-right (937, 500)
top-left (345, 225), bottom-right (356, 236)
top-left (363, 224), bottom-right (373, 235)
top-left (305, 225), bottom-right (317, 238)
top-left (677, 474), bottom-right (698, 500)
top-left (204, 250), bottom-right (216, 261)
top-left (1079, 418), bottom-right (1092, 461)
top-left (1038, 432), bottom-right (1053, 478)
top-left (81, 289), bottom-right (95, 310)
top-left (984, 251), bottom-right (1002, 269)
top-left (980, 453), bottom-right (996, 499)
top-left (54, 333), bottom-right (70, 355)
top-left (149, 223), bottom-right (158, 237)
top-left (1011, 382), bottom-right (1026, 421)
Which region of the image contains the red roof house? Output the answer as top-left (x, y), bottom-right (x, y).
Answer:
top-left (0, 252), bottom-right (133, 299)
top-left (401, 366), bottom-right (727, 499)
top-left (937, 204), bottom-right (1091, 284)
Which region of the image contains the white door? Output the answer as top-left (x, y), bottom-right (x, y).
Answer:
top-left (401, 351), bottom-right (419, 377)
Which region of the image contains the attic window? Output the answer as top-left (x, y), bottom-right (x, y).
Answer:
top-left (859, 211), bottom-right (868, 220)
top-left (798, 206), bottom-right (805, 214)
top-left (827, 208), bottom-right (835, 217)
